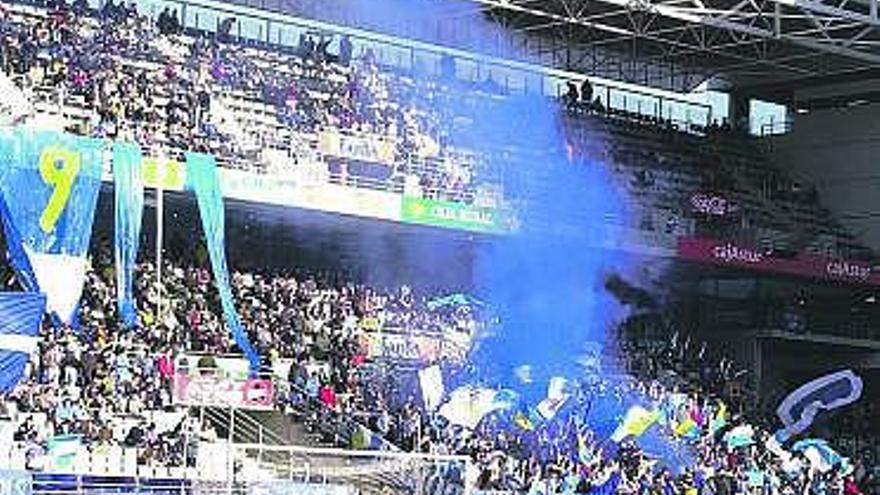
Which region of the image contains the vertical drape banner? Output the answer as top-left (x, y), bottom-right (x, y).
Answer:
top-left (0, 127), bottom-right (103, 322)
top-left (185, 152), bottom-right (260, 371)
top-left (0, 292), bottom-right (47, 391)
top-left (112, 141), bottom-right (144, 327)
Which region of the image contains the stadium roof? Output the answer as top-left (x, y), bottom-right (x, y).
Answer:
top-left (224, 0), bottom-right (880, 96)
top-left (467, 0), bottom-right (880, 92)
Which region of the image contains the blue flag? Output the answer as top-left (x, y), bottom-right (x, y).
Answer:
top-left (0, 292), bottom-right (47, 391)
top-left (0, 127), bottom-right (103, 323)
top-left (186, 152), bottom-right (260, 371)
top-left (775, 369), bottom-right (863, 441)
top-left (792, 438), bottom-right (849, 472)
top-left (0, 192), bottom-right (39, 293)
top-left (112, 141), bottom-right (144, 327)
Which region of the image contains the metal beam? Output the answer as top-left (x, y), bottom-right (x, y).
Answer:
top-left (467, 0), bottom-right (880, 85)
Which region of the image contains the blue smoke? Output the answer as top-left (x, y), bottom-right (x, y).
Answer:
top-left (341, 0), bottom-right (692, 462)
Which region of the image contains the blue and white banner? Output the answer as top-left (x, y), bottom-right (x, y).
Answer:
top-left (46, 435), bottom-right (81, 470)
top-left (112, 141), bottom-right (144, 327)
top-left (186, 152), bottom-right (261, 371)
top-left (419, 365), bottom-right (444, 412)
top-left (537, 376), bottom-right (571, 420)
top-left (0, 292), bottom-right (47, 392)
top-left (438, 385), bottom-right (515, 429)
top-left (775, 369), bottom-right (863, 441)
top-left (792, 438), bottom-right (850, 474)
top-left (0, 128), bottom-right (103, 323)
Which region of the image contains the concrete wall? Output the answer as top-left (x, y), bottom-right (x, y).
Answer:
top-left (769, 102), bottom-right (880, 251)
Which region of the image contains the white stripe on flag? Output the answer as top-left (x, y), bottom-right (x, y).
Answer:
top-left (24, 246), bottom-right (87, 323)
top-left (0, 334), bottom-right (39, 354)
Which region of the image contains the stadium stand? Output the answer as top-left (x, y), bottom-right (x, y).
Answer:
top-left (0, 1), bottom-right (877, 494)
top-left (1, 0), bottom-right (871, 261)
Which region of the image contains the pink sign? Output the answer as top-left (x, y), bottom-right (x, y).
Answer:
top-left (677, 236), bottom-right (880, 285)
top-left (173, 373), bottom-right (275, 410)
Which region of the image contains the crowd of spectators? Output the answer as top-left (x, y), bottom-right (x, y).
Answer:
top-left (0, 0), bottom-right (486, 200)
top-left (2, 237), bottom-right (483, 471)
top-left (0, 231), bottom-right (875, 493)
top-left (1, 237), bottom-right (875, 492)
top-left (0, 1), bottom-right (877, 493)
top-left (330, 324), bottom-right (878, 495)
top-left (1, 0), bottom-right (867, 257)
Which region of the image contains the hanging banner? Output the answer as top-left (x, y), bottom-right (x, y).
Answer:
top-left (359, 331), bottom-right (468, 363)
top-left (678, 236), bottom-right (880, 286)
top-left (401, 197), bottom-right (510, 233)
top-left (0, 128), bottom-right (103, 322)
top-left (689, 193), bottom-right (739, 217)
top-left (112, 141), bottom-right (144, 327)
top-left (186, 152), bottom-right (261, 371)
top-left (173, 373), bottom-right (274, 410)
top-left (142, 156), bottom-right (186, 190)
top-left (318, 131), bottom-right (395, 164)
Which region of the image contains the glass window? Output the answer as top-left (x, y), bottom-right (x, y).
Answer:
top-left (413, 50), bottom-right (441, 78)
top-left (455, 57), bottom-right (479, 84)
top-left (183, 6), bottom-right (219, 31)
top-left (133, 0), bottom-right (176, 17)
top-left (236, 16), bottom-right (266, 41)
top-left (608, 88), bottom-right (627, 112)
top-left (750, 99), bottom-right (788, 136)
top-left (523, 72), bottom-right (542, 96)
top-left (268, 23), bottom-right (305, 48)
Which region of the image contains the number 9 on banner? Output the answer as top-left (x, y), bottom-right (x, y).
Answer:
top-left (38, 145), bottom-right (81, 233)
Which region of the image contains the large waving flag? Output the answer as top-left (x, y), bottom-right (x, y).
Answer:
top-left (0, 292), bottom-right (47, 391)
top-left (0, 128), bottom-right (103, 322)
top-left (610, 406), bottom-right (661, 442)
top-left (775, 369), bottom-right (863, 441)
top-left (708, 401), bottom-right (728, 436)
top-left (537, 376), bottom-right (571, 420)
top-left (673, 416), bottom-right (701, 440)
top-left (792, 439), bottom-right (849, 473)
top-left (438, 385), bottom-right (514, 429)
top-left (419, 365), bottom-right (445, 412)
top-left (724, 424), bottom-right (755, 448)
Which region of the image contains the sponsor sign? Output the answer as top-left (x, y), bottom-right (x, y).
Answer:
top-left (319, 131), bottom-right (395, 165)
top-left (690, 193), bottom-right (738, 217)
top-left (251, 481), bottom-right (355, 495)
top-left (401, 197), bottom-right (510, 233)
top-left (360, 331), bottom-right (468, 363)
top-left (678, 236), bottom-right (880, 285)
top-left (143, 156), bottom-right (186, 190)
top-left (173, 373), bottom-right (274, 410)
top-left (294, 183), bottom-right (400, 221)
top-left (218, 167), bottom-right (299, 205)
top-left (218, 169), bottom-right (400, 221)
top-left (178, 354), bottom-right (293, 382)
